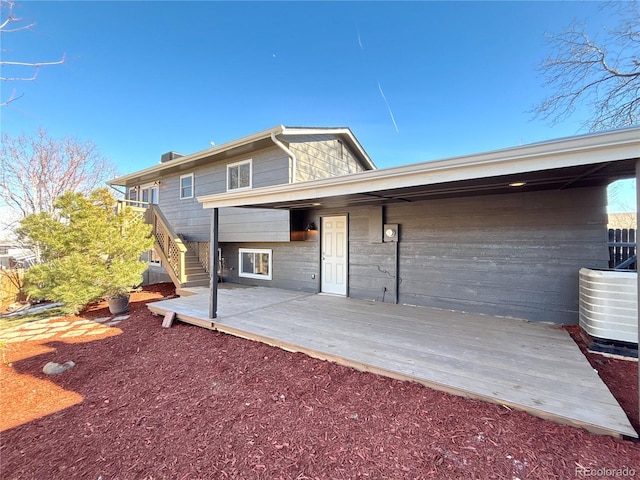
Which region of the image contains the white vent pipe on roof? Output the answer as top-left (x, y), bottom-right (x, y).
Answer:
top-left (271, 132), bottom-right (297, 183)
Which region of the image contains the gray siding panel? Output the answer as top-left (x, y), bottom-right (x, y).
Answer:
top-left (217, 187), bottom-right (606, 325)
top-left (156, 146), bottom-right (290, 242)
top-left (158, 174), bottom-right (211, 241)
top-left (346, 187), bottom-right (609, 324)
top-left (219, 208), bottom-right (290, 242)
top-left (220, 241), bottom-right (319, 292)
top-left (291, 139), bottom-right (367, 182)
top-left (251, 150), bottom-right (290, 188)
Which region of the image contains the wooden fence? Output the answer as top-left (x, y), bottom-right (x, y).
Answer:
top-left (0, 269), bottom-right (24, 310)
top-left (608, 228), bottom-right (637, 270)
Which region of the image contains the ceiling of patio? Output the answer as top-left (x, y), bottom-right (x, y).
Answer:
top-left (243, 158), bottom-right (639, 210)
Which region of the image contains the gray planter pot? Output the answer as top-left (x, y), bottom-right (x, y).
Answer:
top-left (107, 294), bottom-right (130, 315)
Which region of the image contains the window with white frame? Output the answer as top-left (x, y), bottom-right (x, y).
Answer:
top-left (141, 184), bottom-right (159, 205)
top-left (227, 159), bottom-right (252, 191)
top-left (239, 248), bottom-right (272, 280)
top-left (180, 173), bottom-right (194, 199)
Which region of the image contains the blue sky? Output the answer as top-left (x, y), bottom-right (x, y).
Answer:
top-left (1, 0), bottom-right (636, 211)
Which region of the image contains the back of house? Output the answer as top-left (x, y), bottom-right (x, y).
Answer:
top-left (108, 125), bottom-right (375, 288)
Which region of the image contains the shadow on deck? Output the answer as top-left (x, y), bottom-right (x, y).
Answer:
top-left (149, 285), bottom-right (637, 439)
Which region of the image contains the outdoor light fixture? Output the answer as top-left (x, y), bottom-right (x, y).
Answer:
top-left (306, 223), bottom-right (317, 231)
top-left (509, 181), bottom-right (527, 187)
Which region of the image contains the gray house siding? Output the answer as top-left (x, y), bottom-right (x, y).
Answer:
top-left (227, 186), bottom-right (608, 325)
top-left (156, 146), bottom-right (290, 242)
top-left (347, 186), bottom-right (609, 324)
top-left (218, 208), bottom-right (290, 243)
top-left (152, 140), bottom-right (369, 242)
top-left (157, 175), bottom-right (210, 241)
top-left (291, 139), bottom-right (368, 182)
top-left (219, 241), bottom-right (319, 292)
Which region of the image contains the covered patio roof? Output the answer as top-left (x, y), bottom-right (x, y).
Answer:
top-left (198, 127), bottom-right (640, 210)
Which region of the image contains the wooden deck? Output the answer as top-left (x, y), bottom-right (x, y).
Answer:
top-left (148, 286), bottom-right (638, 439)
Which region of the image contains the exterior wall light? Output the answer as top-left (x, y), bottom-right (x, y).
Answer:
top-left (509, 181), bottom-right (527, 187)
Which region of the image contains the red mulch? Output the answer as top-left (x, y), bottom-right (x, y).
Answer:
top-left (1, 284), bottom-right (639, 480)
top-left (564, 324), bottom-right (639, 435)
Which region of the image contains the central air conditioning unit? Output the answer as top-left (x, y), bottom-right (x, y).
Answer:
top-left (578, 268), bottom-right (637, 347)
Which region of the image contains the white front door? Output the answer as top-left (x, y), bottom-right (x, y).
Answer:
top-left (321, 215), bottom-right (347, 295)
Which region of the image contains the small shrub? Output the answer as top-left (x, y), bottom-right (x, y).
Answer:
top-left (18, 189), bottom-right (154, 314)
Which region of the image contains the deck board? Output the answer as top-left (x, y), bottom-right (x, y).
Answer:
top-left (148, 286), bottom-right (637, 439)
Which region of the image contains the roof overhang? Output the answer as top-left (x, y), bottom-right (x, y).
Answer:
top-left (197, 127), bottom-right (640, 210)
top-left (108, 125), bottom-right (376, 187)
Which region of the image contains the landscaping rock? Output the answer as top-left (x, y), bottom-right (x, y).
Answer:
top-left (43, 361), bottom-right (76, 375)
top-left (6, 302), bottom-right (30, 313)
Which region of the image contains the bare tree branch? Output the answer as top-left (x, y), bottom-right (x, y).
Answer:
top-left (532, 1), bottom-right (640, 131)
top-left (0, 0), bottom-right (65, 105)
top-left (0, 129), bottom-right (118, 226)
top-left (0, 88), bottom-right (23, 107)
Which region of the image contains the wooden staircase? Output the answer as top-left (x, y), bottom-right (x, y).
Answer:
top-left (145, 205), bottom-right (210, 288)
top-left (181, 247), bottom-right (210, 287)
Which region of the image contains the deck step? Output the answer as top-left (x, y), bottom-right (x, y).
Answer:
top-left (179, 279), bottom-right (211, 288)
top-left (181, 245), bottom-right (209, 286)
top-left (185, 274), bottom-right (210, 282)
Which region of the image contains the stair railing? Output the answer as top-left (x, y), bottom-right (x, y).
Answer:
top-left (146, 205), bottom-right (188, 284)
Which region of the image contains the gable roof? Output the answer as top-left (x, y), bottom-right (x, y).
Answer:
top-left (108, 126), bottom-right (376, 187)
top-left (198, 127), bottom-right (640, 210)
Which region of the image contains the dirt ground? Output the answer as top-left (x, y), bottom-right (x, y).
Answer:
top-left (1, 283), bottom-right (639, 479)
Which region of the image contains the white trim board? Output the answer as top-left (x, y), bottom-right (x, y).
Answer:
top-left (197, 127), bottom-right (640, 209)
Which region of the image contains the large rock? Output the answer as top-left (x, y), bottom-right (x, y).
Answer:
top-left (43, 361), bottom-right (76, 375)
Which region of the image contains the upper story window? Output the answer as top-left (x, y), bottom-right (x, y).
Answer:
top-left (141, 184), bottom-right (159, 205)
top-left (127, 185), bottom-right (158, 208)
top-left (227, 159), bottom-right (252, 191)
top-left (180, 173), bottom-right (194, 199)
